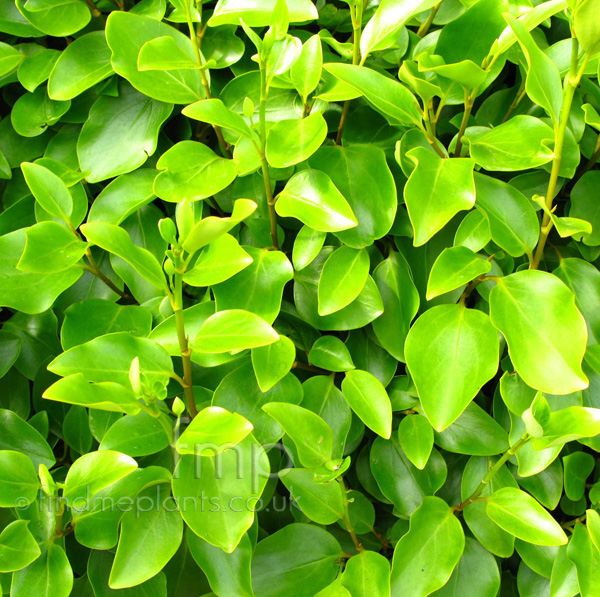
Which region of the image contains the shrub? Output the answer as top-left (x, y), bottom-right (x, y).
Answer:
top-left (0, 0), bottom-right (600, 595)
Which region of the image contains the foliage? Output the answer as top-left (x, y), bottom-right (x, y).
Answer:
top-left (0, 0), bottom-right (599, 595)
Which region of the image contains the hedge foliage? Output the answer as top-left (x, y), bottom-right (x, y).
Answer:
top-left (1, 0), bottom-right (600, 595)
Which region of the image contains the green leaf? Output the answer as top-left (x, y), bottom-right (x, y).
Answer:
top-left (426, 246), bottom-right (492, 300)
top-left (0, 409), bottom-right (55, 469)
top-left (275, 169), bottom-right (358, 232)
top-left (291, 34), bottom-right (322, 98)
top-left (61, 299), bottom-right (152, 350)
top-left (15, 0), bottom-right (90, 36)
top-left (183, 234), bottom-right (253, 287)
top-left (318, 246), bottom-right (370, 315)
top-left (109, 484), bottom-right (183, 589)
top-left (573, 0), bottom-right (600, 57)
top-left (0, 40), bottom-right (23, 76)
top-left (212, 247), bottom-right (293, 324)
top-left (11, 544), bottom-right (72, 597)
top-left (106, 11), bottom-right (205, 103)
top-left (21, 162), bottom-right (72, 221)
top-left (43, 374), bottom-right (142, 415)
top-left (466, 116), bottom-right (554, 171)
top-left (18, 221), bottom-right (87, 273)
top-left (80, 222), bottom-right (167, 289)
top-left (341, 369), bottom-right (393, 439)
top-left (489, 271), bottom-right (589, 394)
top-left (308, 336), bottom-right (355, 372)
top-left (137, 35), bottom-right (200, 71)
top-left (531, 406), bottom-right (600, 449)
top-left (172, 436), bottom-right (268, 552)
top-left (323, 63), bottom-right (421, 127)
top-left (474, 173), bottom-right (539, 258)
top-left (77, 83), bottom-right (172, 183)
top-left (17, 48), bottom-right (59, 93)
top-left (342, 550), bottom-right (391, 597)
top-left (182, 198), bottom-right (257, 253)
top-left (208, 0), bottom-right (318, 27)
top-left (404, 148), bottom-right (476, 246)
top-left (251, 524), bottom-right (343, 597)
top-left (280, 468), bottom-right (345, 524)
top-left (391, 496), bottom-right (465, 597)
top-left (182, 98), bottom-right (255, 139)
top-left (567, 523), bottom-right (600, 597)
top-left (48, 332), bottom-right (173, 387)
top-left (99, 411), bottom-right (170, 457)
top-left (398, 415), bottom-right (434, 470)
top-left (405, 305), bottom-right (499, 431)
top-left (371, 251), bottom-right (419, 362)
top-left (432, 537), bottom-right (501, 597)
top-left (47, 31), bottom-right (113, 101)
top-left (505, 14), bottom-right (562, 125)
top-left (308, 145), bottom-right (398, 248)
top-left (63, 450), bottom-right (138, 507)
top-left (485, 487), bottom-right (568, 546)
top-left (193, 309), bottom-right (279, 353)
top-left (252, 335), bottom-right (296, 392)
top-left (360, 0), bottom-right (439, 56)
top-left (262, 402), bottom-right (333, 469)
top-left (0, 450), bottom-right (39, 507)
top-left (175, 406), bottom-right (253, 455)
top-left (188, 532), bottom-right (254, 597)
top-left (266, 112), bottom-right (328, 169)
top-left (0, 520), bottom-right (41, 573)
top-left (154, 140), bottom-right (237, 202)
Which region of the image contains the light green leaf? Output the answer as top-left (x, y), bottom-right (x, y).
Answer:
top-left (11, 544), bottom-right (72, 597)
top-left (172, 436), bottom-right (268, 552)
top-left (138, 35), bottom-right (200, 71)
top-left (573, 0), bottom-right (600, 57)
top-left (398, 415), bottom-right (434, 470)
top-left (324, 63), bottom-right (421, 126)
top-left (77, 83), bottom-right (172, 183)
top-left (63, 450), bottom-right (138, 507)
top-left (308, 336), bottom-right (355, 372)
top-left (275, 169), bottom-right (358, 232)
top-left (175, 406), bottom-right (254, 455)
top-left (426, 246), bottom-right (491, 300)
top-left (99, 411), bottom-right (170, 457)
top-left (404, 148), bottom-right (476, 246)
top-left (489, 270), bottom-right (588, 394)
top-left (531, 406), bottom-right (600, 449)
top-left (21, 161), bottom-right (72, 221)
top-left (0, 520), bottom-right (41, 573)
top-left (262, 402), bottom-right (333, 469)
top-left (208, 0), bottom-right (318, 27)
top-left (109, 484), bottom-right (183, 589)
top-left (466, 116), bottom-right (554, 171)
top-left (280, 468), bottom-right (345, 524)
top-left (266, 112), bottom-right (327, 169)
top-left (318, 246), bottom-right (370, 315)
top-left (342, 550), bottom-right (391, 597)
top-left (193, 309), bottom-right (279, 353)
top-left (43, 374), bottom-right (143, 415)
top-left (391, 496), bottom-right (465, 597)
top-left (182, 98), bottom-right (255, 139)
top-left (0, 450), bottom-right (39, 507)
top-left (183, 234), bottom-right (253, 287)
top-left (405, 305), bottom-right (499, 432)
top-left (291, 34), bottom-right (322, 98)
top-left (47, 31), bottom-right (113, 101)
top-left (252, 335), bottom-right (296, 392)
top-left (485, 487), bottom-right (567, 546)
top-left (341, 369), bottom-right (392, 439)
top-left (18, 221), bottom-right (87, 273)
top-left (15, 0), bottom-right (89, 36)
top-left (80, 222), bottom-right (166, 289)
top-left (154, 140), bottom-right (237, 202)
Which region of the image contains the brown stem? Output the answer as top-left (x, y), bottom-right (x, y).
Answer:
top-left (84, 250), bottom-right (132, 301)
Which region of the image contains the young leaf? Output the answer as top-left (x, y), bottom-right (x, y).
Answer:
top-left (21, 162), bottom-right (72, 221)
top-left (342, 550), bottom-right (391, 597)
top-left (308, 336), bottom-right (355, 372)
top-left (251, 335), bottom-right (296, 392)
top-left (398, 415), bottom-right (434, 470)
top-left (0, 520), bottom-right (41, 573)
